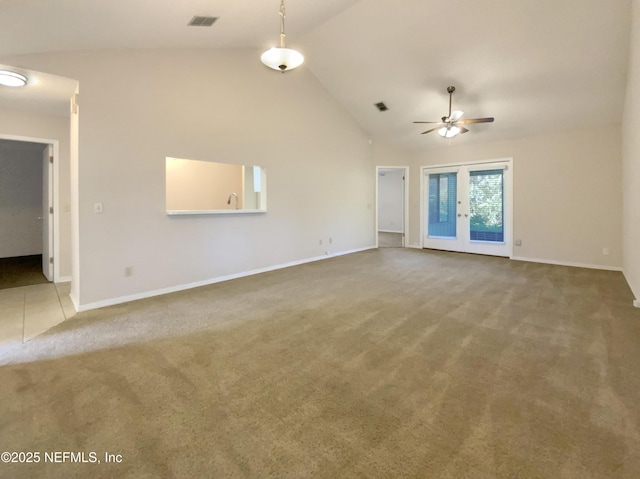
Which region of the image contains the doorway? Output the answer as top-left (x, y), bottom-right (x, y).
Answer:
top-left (0, 138), bottom-right (56, 288)
top-left (421, 159), bottom-right (513, 257)
top-left (377, 167), bottom-right (408, 248)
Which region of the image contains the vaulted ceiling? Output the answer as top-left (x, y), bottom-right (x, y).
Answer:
top-left (0, 0), bottom-right (631, 152)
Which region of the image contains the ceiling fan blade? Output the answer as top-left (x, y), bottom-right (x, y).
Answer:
top-left (456, 117), bottom-right (494, 124)
top-left (450, 110), bottom-right (464, 122)
top-left (413, 121), bottom-right (440, 124)
top-left (459, 127), bottom-right (470, 134)
top-left (421, 127), bottom-right (440, 135)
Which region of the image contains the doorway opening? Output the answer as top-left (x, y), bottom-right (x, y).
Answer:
top-left (376, 166), bottom-right (408, 248)
top-left (0, 137), bottom-right (56, 289)
top-left (421, 158), bottom-right (513, 257)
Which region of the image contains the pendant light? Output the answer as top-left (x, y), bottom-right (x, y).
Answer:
top-left (0, 70), bottom-right (28, 87)
top-left (261, 0), bottom-right (304, 72)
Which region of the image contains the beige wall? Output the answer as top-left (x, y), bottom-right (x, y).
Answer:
top-left (623, 0), bottom-right (640, 302)
top-left (375, 125), bottom-right (623, 269)
top-left (0, 108), bottom-right (72, 280)
top-left (2, 48), bottom-right (374, 309)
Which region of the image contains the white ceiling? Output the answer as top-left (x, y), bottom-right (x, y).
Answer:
top-left (0, 0), bottom-right (632, 152)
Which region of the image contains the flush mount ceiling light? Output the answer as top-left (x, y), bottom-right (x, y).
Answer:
top-left (261, 0), bottom-right (304, 72)
top-left (0, 70), bottom-right (28, 87)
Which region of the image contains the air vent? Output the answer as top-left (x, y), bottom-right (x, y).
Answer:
top-left (375, 102), bottom-right (388, 112)
top-left (188, 16), bottom-right (218, 27)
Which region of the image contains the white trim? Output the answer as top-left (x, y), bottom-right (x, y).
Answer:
top-left (633, 300), bottom-right (640, 308)
top-left (422, 165), bottom-right (460, 175)
top-left (378, 229), bottom-right (403, 234)
top-left (511, 256), bottom-right (623, 271)
top-left (69, 290), bottom-right (80, 312)
top-left (55, 276), bottom-right (72, 284)
top-left (406, 244), bottom-right (422, 249)
top-left (167, 209), bottom-right (267, 216)
top-left (75, 246), bottom-right (376, 312)
top-left (423, 158), bottom-right (514, 170)
top-left (419, 167), bottom-right (425, 248)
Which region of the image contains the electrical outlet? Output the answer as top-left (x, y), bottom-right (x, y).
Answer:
top-left (602, 247), bottom-right (609, 255)
top-left (124, 266), bottom-right (133, 277)
top-left (329, 237), bottom-right (333, 244)
top-left (93, 202), bottom-right (103, 214)
top-left (319, 239), bottom-right (323, 245)
top-left (514, 239), bottom-right (522, 246)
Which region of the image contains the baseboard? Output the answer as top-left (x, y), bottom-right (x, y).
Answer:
top-left (378, 230), bottom-right (403, 234)
top-left (75, 246), bottom-right (376, 313)
top-left (511, 256), bottom-right (622, 272)
top-left (406, 244), bottom-right (422, 249)
top-left (55, 276), bottom-right (71, 284)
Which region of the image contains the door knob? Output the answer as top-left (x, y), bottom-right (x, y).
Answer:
top-left (464, 214), bottom-right (469, 218)
top-left (457, 214), bottom-right (461, 217)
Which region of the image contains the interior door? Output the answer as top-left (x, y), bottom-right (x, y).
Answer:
top-left (423, 160), bottom-right (512, 257)
top-left (42, 144), bottom-right (53, 281)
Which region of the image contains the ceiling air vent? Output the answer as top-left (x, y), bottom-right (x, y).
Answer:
top-left (375, 102), bottom-right (388, 112)
top-left (188, 16), bottom-right (218, 27)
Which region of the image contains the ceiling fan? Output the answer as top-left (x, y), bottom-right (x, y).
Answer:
top-left (414, 86), bottom-right (494, 138)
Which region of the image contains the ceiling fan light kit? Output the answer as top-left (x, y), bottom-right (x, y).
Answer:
top-left (438, 125), bottom-right (461, 138)
top-left (0, 70), bottom-right (28, 87)
top-left (414, 85), bottom-right (494, 139)
top-left (261, 0), bottom-right (304, 72)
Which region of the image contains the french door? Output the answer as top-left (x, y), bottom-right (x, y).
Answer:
top-left (422, 160), bottom-right (512, 257)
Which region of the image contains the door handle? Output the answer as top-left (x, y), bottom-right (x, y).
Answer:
top-left (464, 214), bottom-right (469, 218)
top-left (457, 214), bottom-right (461, 217)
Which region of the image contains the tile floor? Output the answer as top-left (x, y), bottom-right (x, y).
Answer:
top-left (378, 231), bottom-right (404, 247)
top-left (0, 282), bottom-right (75, 356)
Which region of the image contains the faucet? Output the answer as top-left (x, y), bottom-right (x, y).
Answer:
top-left (227, 193), bottom-right (239, 209)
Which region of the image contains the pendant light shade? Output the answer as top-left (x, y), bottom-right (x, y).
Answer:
top-left (438, 125), bottom-right (461, 138)
top-left (261, 0), bottom-right (304, 72)
top-left (0, 70), bottom-right (28, 87)
top-left (261, 47), bottom-right (304, 72)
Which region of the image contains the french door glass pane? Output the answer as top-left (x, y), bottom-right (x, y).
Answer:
top-left (469, 169), bottom-right (504, 242)
top-left (428, 173), bottom-right (457, 238)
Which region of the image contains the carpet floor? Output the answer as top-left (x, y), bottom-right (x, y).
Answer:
top-left (0, 248), bottom-right (639, 478)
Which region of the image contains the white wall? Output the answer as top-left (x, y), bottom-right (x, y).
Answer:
top-left (377, 169), bottom-right (404, 232)
top-left (0, 108), bottom-right (72, 279)
top-left (0, 142), bottom-right (44, 257)
top-left (1, 49), bottom-right (374, 309)
top-left (623, 0), bottom-right (640, 302)
top-left (374, 125), bottom-right (623, 270)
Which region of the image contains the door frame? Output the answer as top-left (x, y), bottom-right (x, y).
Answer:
top-left (42, 144), bottom-right (54, 281)
top-left (375, 166), bottom-right (409, 248)
top-left (0, 133), bottom-right (60, 281)
top-left (420, 158), bottom-right (513, 258)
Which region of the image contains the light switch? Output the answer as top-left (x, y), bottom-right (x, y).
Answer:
top-left (94, 203), bottom-right (103, 214)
